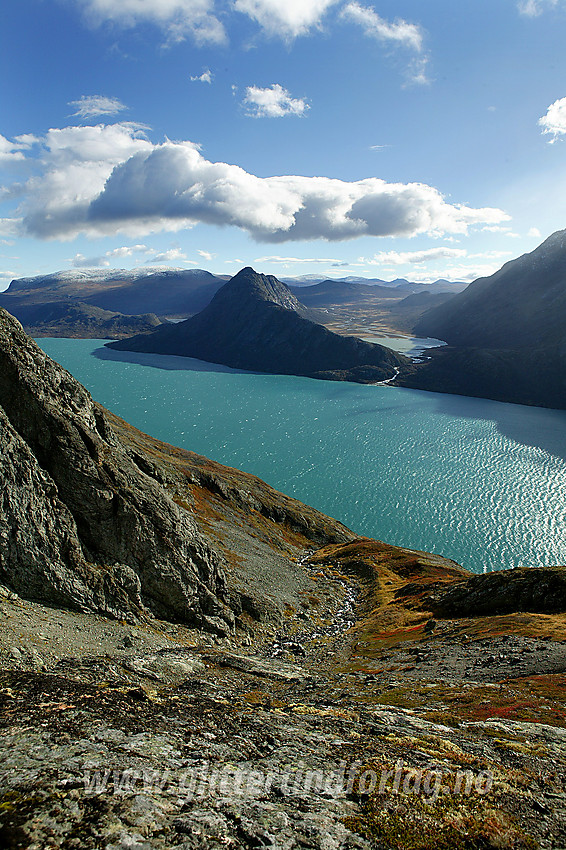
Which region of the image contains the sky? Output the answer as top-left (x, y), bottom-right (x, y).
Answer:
top-left (2, 0), bottom-right (566, 290)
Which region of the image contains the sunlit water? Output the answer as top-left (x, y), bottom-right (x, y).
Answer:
top-left (37, 338), bottom-right (566, 575)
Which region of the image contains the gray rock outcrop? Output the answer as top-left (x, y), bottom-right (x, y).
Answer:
top-left (425, 565), bottom-right (566, 617)
top-left (0, 308), bottom-right (233, 632)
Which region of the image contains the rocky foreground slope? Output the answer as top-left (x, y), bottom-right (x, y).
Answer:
top-left (1, 307), bottom-right (566, 848)
top-left (0, 306), bottom-right (357, 631)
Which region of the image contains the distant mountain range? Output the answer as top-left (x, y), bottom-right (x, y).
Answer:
top-left (6, 239), bottom-right (565, 408)
top-left (107, 267), bottom-right (407, 383)
top-left (398, 229), bottom-right (566, 409)
top-left (283, 275), bottom-right (468, 294)
top-left (0, 268), bottom-right (467, 332)
top-left (290, 279), bottom-right (400, 307)
top-left (0, 268), bottom-right (228, 324)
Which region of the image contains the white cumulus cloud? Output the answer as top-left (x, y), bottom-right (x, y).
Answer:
top-left (341, 2), bottom-right (423, 51)
top-left (146, 247), bottom-right (189, 263)
top-left (436, 263), bottom-right (505, 283)
top-left (70, 244), bottom-right (149, 267)
top-left (0, 219), bottom-right (22, 238)
top-left (74, 0), bottom-right (226, 44)
top-left (0, 134), bottom-right (38, 165)
top-left (254, 255), bottom-right (345, 264)
top-left (0, 136), bottom-right (26, 165)
top-left (341, 2), bottom-right (428, 83)
top-left (233, 0), bottom-right (339, 39)
top-left (69, 95), bottom-right (128, 119)
top-left (6, 122), bottom-right (509, 244)
top-left (539, 96), bottom-right (566, 142)
top-left (71, 252), bottom-right (111, 267)
top-left (15, 123), bottom-right (152, 239)
top-left (190, 68), bottom-right (213, 83)
top-left (106, 244), bottom-right (149, 257)
top-left (243, 84), bottom-right (309, 118)
top-left (481, 225), bottom-right (520, 237)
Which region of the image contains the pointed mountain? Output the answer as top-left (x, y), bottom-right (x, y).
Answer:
top-left (107, 267), bottom-right (407, 383)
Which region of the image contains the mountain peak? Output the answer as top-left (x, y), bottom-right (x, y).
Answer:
top-left (214, 266), bottom-right (305, 314)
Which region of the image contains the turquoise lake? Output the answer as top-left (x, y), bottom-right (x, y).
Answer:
top-left (37, 338), bottom-right (566, 576)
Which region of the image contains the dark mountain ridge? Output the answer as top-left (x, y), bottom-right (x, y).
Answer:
top-left (415, 229), bottom-right (566, 348)
top-left (397, 229), bottom-right (566, 409)
top-left (107, 267), bottom-right (407, 383)
top-left (12, 300), bottom-right (163, 339)
top-left (281, 274), bottom-right (467, 292)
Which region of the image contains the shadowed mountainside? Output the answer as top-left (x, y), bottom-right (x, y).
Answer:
top-left (415, 229), bottom-right (566, 349)
top-left (397, 229), bottom-right (566, 409)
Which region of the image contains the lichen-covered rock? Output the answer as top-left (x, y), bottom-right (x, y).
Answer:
top-left (0, 308), bottom-right (233, 632)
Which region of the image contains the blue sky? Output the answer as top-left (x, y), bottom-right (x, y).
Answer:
top-left (2, 0), bottom-right (566, 289)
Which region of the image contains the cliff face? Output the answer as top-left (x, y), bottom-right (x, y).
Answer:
top-left (108, 267), bottom-right (407, 383)
top-left (0, 307), bottom-right (233, 633)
